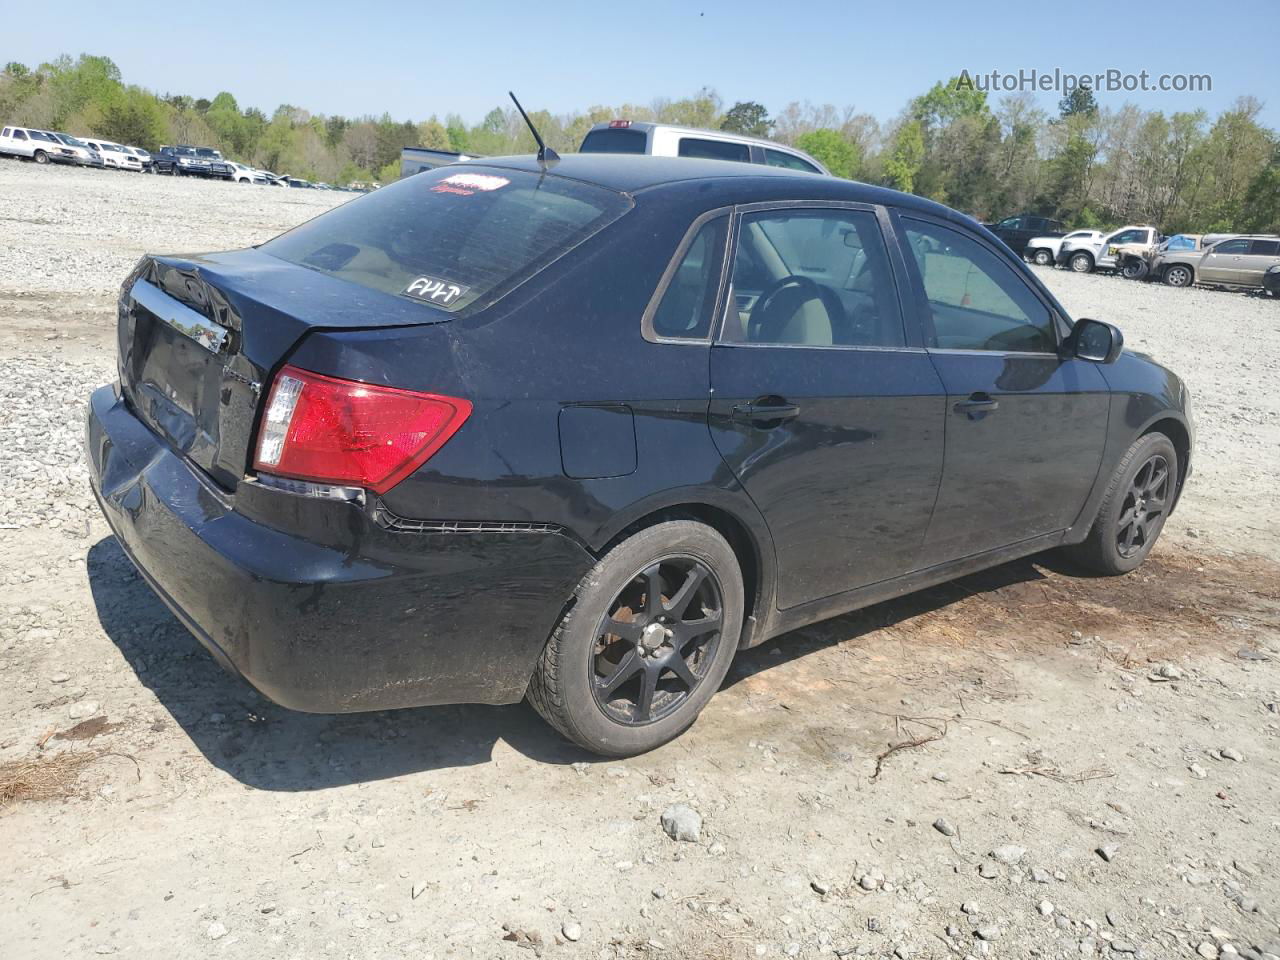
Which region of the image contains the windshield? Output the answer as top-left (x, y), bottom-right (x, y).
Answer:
top-left (56, 134), bottom-right (86, 147)
top-left (31, 130), bottom-right (58, 143)
top-left (262, 165), bottom-right (633, 313)
top-left (196, 148), bottom-right (221, 158)
top-left (174, 147), bottom-right (196, 156)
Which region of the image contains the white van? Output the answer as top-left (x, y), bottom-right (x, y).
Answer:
top-left (0, 125), bottom-right (78, 164)
top-left (579, 121), bottom-right (829, 175)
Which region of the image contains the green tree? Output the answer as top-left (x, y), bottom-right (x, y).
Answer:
top-left (1058, 86), bottom-right (1099, 120)
top-left (416, 116), bottom-right (451, 150)
top-left (96, 86), bottom-right (166, 149)
top-left (883, 120), bottom-right (925, 193)
top-left (794, 129), bottom-right (858, 179)
top-left (720, 101), bottom-right (770, 137)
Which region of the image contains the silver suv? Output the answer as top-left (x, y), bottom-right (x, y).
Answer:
top-left (1157, 235), bottom-right (1280, 290)
top-left (579, 121), bottom-right (829, 175)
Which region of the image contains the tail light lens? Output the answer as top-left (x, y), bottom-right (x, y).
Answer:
top-left (253, 365), bottom-right (471, 494)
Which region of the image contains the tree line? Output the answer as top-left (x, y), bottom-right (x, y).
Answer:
top-left (3, 54), bottom-right (1277, 232)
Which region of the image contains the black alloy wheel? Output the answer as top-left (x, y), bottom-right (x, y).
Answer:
top-left (1115, 454), bottom-right (1171, 559)
top-left (528, 520), bottom-right (744, 756)
top-left (590, 557), bottom-right (724, 725)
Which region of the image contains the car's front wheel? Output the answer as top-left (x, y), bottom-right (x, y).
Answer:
top-left (528, 521), bottom-right (744, 756)
top-left (1069, 251), bottom-right (1094, 273)
top-left (1031, 248), bottom-right (1053, 266)
top-left (33, 149), bottom-right (48, 164)
top-left (1164, 264), bottom-right (1193, 287)
top-left (1069, 433), bottom-right (1178, 575)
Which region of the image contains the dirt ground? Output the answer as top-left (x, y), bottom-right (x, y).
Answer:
top-left (1, 161), bottom-right (1277, 960)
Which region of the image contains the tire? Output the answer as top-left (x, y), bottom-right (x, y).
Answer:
top-left (1164, 264), bottom-right (1193, 287)
top-left (1069, 251), bottom-right (1094, 273)
top-left (1032, 248), bottom-right (1053, 266)
top-left (528, 521), bottom-right (744, 756)
top-left (33, 149), bottom-right (48, 164)
top-left (1068, 433), bottom-right (1178, 576)
top-left (1121, 259), bottom-right (1149, 281)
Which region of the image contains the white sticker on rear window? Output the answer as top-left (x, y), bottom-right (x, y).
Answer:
top-left (403, 275), bottom-right (470, 306)
top-left (431, 173), bottom-right (510, 196)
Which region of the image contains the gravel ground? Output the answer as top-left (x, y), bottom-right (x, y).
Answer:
top-left (1, 160), bottom-right (1277, 960)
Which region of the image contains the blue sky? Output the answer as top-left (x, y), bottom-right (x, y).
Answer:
top-left (4, 0), bottom-right (1275, 126)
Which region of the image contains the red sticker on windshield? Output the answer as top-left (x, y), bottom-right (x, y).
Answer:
top-left (403, 275), bottom-right (470, 306)
top-left (431, 173), bottom-right (510, 196)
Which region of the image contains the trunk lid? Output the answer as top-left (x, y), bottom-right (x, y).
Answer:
top-left (117, 249), bottom-right (451, 491)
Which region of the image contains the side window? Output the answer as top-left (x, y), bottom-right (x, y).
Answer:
top-left (996, 217), bottom-right (1024, 231)
top-left (677, 137), bottom-right (750, 163)
top-left (1212, 238), bottom-right (1250, 255)
top-left (902, 218), bottom-right (1057, 354)
top-left (1248, 239), bottom-right (1280, 256)
top-left (649, 216), bottom-right (728, 340)
top-left (724, 209), bottom-right (904, 348)
top-left (1109, 229), bottom-right (1145, 245)
top-left (1, 128), bottom-right (9, 137)
top-left (763, 149), bottom-right (819, 173)
top-left (14, 129), bottom-right (28, 141)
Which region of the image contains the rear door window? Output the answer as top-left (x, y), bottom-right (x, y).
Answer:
top-left (763, 149), bottom-right (820, 173)
top-left (677, 137), bottom-right (750, 163)
top-left (14, 129), bottom-right (27, 141)
top-left (1248, 239), bottom-right (1280, 256)
top-left (262, 165), bottom-right (633, 313)
top-left (725, 209), bottom-right (904, 348)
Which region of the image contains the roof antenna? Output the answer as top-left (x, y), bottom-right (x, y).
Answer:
top-left (509, 91), bottom-right (559, 168)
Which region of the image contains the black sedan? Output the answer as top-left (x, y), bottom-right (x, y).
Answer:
top-left (86, 155), bottom-right (1193, 756)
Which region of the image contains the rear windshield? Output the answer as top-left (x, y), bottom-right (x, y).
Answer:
top-left (262, 165), bottom-right (633, 313)
top-left (580, 128), bottom-right (648, 154)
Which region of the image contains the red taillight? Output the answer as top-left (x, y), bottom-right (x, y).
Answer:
top-left (253, 365), bottom-right (471, 494)
top-left (608, 119), bottom-right (632, 128)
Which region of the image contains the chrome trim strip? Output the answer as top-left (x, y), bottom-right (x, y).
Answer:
top-left (130, 278), bottom-right (229, 353)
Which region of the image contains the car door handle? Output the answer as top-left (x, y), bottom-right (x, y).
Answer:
top-left (732, 400), bottom-right (801, 424)
top-left (954, 392), bottom-right (999, 418)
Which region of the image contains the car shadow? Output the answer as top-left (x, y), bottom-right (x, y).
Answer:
top-left (725, 554), bottom-right (1057, 687)
top-left (85, 537), bottom-right (599, 791)
top-left (88, 535), bottom-right (1066, 790)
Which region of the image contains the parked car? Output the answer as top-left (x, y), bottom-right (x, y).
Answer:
top-left (155, 145), bottom-right (206, 175)
top-left (229, 161), bottom-right (267, 184)
top-left (50, 132), bottom-right (104, 167)
top-left (579, 120), bottom-right (829, 175)
top-left (1113, 234), bottom-right (1236, 281)
top-left (1156, 235), bottom-right (1280, 290)
top-left (1023, 229), bottom-right (1104, 266)
top-left (85, 155), bottom-right (1193, 756)
top-left (0, 125), bottom-right (78, 164)
top-left (81, 138), bottom-right (143, 171)
top-left (284, 177), bottom-right (315, 188)
top-left (194, 146), bottom-right (235, 179)
top-left (401, 146), bottom-right (480, 178)
top-left (1057, 225), bottom-right (1160, 274)
top-left (1263, 264), bottom-right (1280, 298)
top-left (124, 146), bottom-right (154, 172)
top-left (985, 214), bottom-right (1066, 257)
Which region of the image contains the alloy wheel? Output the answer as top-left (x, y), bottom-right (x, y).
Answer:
top-left (1034, 249), bottom-right (1052, 266)
top-left (590, 557), bottom-right (724, 725)
top-left (1116, 454), bottom-right (1171, 559)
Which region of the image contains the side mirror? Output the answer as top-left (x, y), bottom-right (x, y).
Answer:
top-left (1071, 318), bottom-right (1124, 364)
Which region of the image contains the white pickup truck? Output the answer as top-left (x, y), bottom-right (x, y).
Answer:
top-left (1056, 225), bottom-right (1160, 274)
top-left (0, 125), bottom-right (78, 164)
top-left (1023, 229), bottom-right (1104, 266)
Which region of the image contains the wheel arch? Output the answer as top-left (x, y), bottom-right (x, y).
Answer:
top-left (592, 494), bottom-right (776, 649)
top-left (1140, 416), bottom-right (1191, 513)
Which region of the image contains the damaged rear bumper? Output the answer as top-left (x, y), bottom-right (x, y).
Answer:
top-left (85, 384), bottom-right (595, 713)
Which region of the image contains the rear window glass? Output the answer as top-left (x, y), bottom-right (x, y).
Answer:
top-left (262, 165), bottom-right (633, 313)
top-left (678, 137), bottom-right (750, 163)
top-left (579, 128), bottom-right (647, 154)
